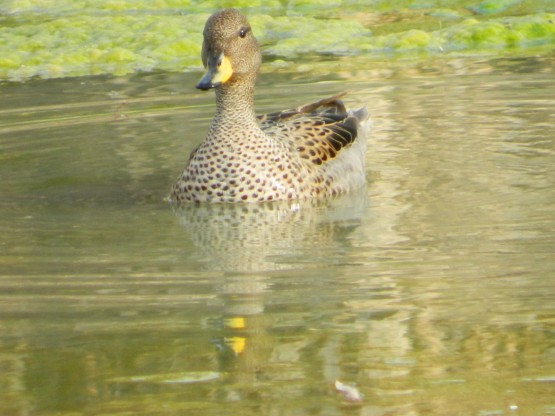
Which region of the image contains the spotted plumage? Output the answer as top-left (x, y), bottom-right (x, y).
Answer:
top-left (172, 9), bottom-right (369, 204)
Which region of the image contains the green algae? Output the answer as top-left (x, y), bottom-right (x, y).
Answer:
top-left (0, 13), bottom-right (206, 80)
top-left (469, 0), bottom-right (522, 15)
top-left (259, 16), bottom-right (370, 57)
top-left (441, 14), bottom-right (555, 50)
top-left (0, 0), bottom-right (554, 81)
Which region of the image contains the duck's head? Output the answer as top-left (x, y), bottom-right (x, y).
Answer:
top-left (196, 9), bottom-right (261, 91)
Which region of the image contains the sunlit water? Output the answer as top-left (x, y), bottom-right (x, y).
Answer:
top-left (1, 57), bottom-right (554, 415)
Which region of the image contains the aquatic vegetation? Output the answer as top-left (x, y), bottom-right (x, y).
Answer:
top-left (0, 13), bottom-right (207, 80)
top-left (260, 15), bottom-right (370, 57)
top-left (0, 0), bottom-right (554, 81)
top-left (442, 14), bottom-right (555, 50)
top-left (469, 0), bottom-right (522, 15)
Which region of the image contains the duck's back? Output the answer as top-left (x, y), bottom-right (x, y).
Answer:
top-left (259, 93), bottom-right (369, 198)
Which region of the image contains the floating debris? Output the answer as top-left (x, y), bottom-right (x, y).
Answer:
top-left (522, 375), bottom-right (555, 383)
top-left (109, 371), bottom-right (220, 384)
top-left (334, 380), bottom-right (363, 403)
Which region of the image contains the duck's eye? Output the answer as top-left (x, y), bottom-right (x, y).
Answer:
top-left (239, 27), bottom-right (250, 38)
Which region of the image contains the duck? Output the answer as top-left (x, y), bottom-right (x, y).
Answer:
top-left (172, 8), bottom-right (369, 204)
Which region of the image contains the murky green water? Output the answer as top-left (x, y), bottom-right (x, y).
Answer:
top-left (1, 56), bottom-right (555, 415)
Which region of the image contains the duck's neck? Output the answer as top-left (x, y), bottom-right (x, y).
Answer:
top-left (211, 78), bottom-right (258, 130)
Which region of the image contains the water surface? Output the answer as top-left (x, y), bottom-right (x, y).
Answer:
top-left (1, 57), bottom-right (554, 415)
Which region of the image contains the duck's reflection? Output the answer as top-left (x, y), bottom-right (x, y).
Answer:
top-left (173, 191), bottom-right (369, 395)
top-left (172, 189), bottom-right (369, 273)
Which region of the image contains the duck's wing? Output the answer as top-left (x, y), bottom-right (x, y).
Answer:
top-left (258, 92), bottom-right (367, 166)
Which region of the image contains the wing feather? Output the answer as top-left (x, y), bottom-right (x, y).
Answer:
top-left (258, 93), bottom-right (364, 167)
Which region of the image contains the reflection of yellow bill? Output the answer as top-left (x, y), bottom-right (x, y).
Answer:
top-left (225, 336), bottom-right (246, 355)
top-left (225, 316), bottom-right (245, 329)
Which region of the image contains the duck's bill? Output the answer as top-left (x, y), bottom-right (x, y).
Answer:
top-left (196, 53), bottom-right (233, 90)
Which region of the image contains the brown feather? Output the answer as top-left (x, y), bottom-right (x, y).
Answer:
top-left (257, 93), bottom-right (360, 166)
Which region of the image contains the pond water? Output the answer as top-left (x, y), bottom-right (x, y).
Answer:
top-left (1, 56), bottom-right (554, 415)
